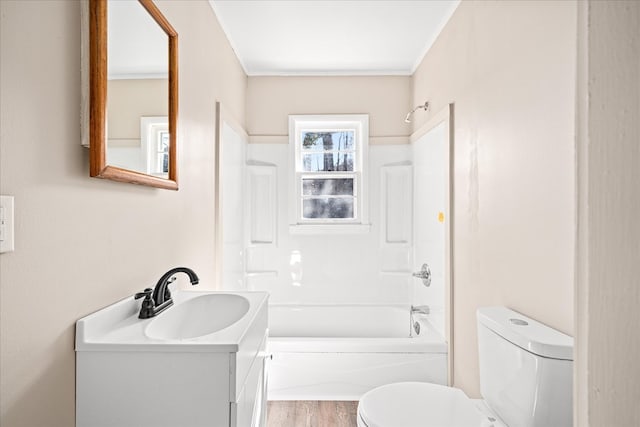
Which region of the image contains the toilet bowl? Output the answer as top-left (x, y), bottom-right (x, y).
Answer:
top-left (356, 307), bottom-right (573, 427)
top-left (357, 382), bottom-right (505, 427)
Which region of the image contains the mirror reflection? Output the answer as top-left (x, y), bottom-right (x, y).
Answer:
top-left (107, 0), bottom-right (169, 178)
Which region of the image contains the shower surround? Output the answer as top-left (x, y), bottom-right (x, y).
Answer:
top-left (218, 123), bottom-right (448, 399)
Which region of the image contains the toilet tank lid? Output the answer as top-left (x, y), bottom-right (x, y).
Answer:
top-left (477, 307), bottom-right (573, 360)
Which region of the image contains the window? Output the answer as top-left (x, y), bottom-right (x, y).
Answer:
top-left (140, 116), bottom-right (169, 177)
top-left (289, 115), bottom-right (370, 233)
top-left (153, 129), bottom-right (170, 175)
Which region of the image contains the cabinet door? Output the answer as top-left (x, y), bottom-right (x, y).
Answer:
top-left (230, 335), bottom-right (268, 427)
top-left (257, 355), bottom-right (269, 427)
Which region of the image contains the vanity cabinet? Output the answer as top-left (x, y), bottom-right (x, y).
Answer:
top-left (76, 291), bottom-right (269, 427)
top-left (77, 338), bottom-right (268, 427)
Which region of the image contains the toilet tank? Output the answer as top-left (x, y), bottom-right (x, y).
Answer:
top-left (477, 307), bottom-right (573, 427)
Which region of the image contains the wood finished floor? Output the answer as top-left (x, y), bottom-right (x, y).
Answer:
top-left (267, 401), bottom-right (358, 427)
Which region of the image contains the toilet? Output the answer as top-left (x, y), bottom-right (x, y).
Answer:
top-left (357, 306), bottom-right (573, 427)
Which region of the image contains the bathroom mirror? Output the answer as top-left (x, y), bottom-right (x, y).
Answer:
top-left (88, 0), bottom-right (178, 190)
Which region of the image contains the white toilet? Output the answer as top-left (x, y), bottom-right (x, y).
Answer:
top-left (357, 306), bottom-right (573, 427)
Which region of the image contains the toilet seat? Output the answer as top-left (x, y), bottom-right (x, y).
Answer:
top-left (357, 382), bottom-right (498, 427)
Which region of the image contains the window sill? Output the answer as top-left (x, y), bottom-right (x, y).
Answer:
top-left (289, 223), bottom-right (371, 235)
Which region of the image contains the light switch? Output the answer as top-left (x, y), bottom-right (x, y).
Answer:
top-left (0, 196), bottom-right (14, 253)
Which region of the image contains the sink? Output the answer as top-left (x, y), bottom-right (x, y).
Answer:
top-left (75, 290), bottom-right (267, 352)
top-left (145, 294), bottom-right (250, 340)
top-left (75, 290), bottom-right (269, 427)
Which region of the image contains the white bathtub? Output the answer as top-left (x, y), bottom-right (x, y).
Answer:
top-left (267, 304), bottom-right (447, 401)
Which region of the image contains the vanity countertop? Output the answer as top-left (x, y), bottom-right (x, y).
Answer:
top-left (75, 290), bottom-right (269, 353)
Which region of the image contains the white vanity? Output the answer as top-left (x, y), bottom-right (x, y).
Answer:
top-left (75, 290), bottom-right (269, 427)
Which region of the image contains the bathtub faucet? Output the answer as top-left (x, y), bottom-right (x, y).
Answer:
top-left (411, 305), bottom-right (430, 315)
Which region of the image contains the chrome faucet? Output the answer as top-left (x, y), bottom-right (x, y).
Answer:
top-left (411, 305), bottom-right (430, 315)
top-left (134, 267), bottom-right (200, 319)
top-left (410, 305), bottom-right (430, 337)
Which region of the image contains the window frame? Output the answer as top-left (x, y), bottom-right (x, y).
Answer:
top-left (289, 114), bottom-right (370, 233)
top-left (140, 116), bottom-right (169, 177)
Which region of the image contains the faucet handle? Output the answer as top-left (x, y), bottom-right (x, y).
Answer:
top-left (134, 288), bottom-right (153, 300)
top-left (135, 288), bottom-right (156, 319)
top-left (163, 277), bottom-right (177, 301)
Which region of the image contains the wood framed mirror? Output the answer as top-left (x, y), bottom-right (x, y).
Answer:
top-left (87, 0), bottom-right (178, 190)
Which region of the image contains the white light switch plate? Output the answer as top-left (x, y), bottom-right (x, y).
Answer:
top-left (0, 195), bottom-right (15, 253)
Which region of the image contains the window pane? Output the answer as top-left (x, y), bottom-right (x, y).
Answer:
top-left (301, 131), bottom-right (355, 151)
top-left (158, 131), bottom-right (169, 173)
top-left (303, 198), bottom-right (354, 219)
top-left (302, 178), bottom-right (354, 196)
top-left (302, 152), bottom-right (354, 172)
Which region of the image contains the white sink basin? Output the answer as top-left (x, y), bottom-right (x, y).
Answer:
top-left (145, 294), bottom-right (250, 340)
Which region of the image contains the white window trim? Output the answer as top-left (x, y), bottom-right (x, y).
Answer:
top-left (288, 114), bottom-right (370, 234)
top-left (140, 116), bottom-right (168, 177)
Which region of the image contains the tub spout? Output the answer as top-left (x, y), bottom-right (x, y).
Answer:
top-left (411, 305), bottom-right (430, 315)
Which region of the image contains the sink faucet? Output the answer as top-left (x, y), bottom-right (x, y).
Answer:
top-left (135, 267), bottom-right (200, 319)
top-left (152, 267), bottom-right (200, 306)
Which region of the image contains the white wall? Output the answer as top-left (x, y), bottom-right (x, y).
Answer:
top-left (0, 1), bottom-right (246, 426)
top-left (245, 143), bottom-right (414, 306)
top-left (576, 1), bottom-right (640, 426)
top-left (412, 122), bottom-right (448, 337)
top-left (412, 0), bottom-right (577, 396)
top-left (220, 123), bottom-right (247, 290)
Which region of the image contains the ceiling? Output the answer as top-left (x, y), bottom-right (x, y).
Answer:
top-left (208, 0), bottom-right (460, 76)
top-left (108, 0), bottom-right (168, 79)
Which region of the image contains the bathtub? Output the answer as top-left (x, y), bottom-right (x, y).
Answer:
top-left (267, 304), bottom-right (447, 401)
